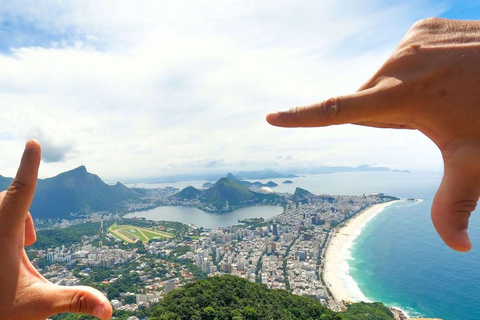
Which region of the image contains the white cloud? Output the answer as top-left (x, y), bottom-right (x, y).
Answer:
top-left (0, 0), bottom-right (449, 180)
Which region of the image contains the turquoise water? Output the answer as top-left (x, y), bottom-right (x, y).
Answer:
top-left (350, 197), bottom-right (480, 320)
top-left (133, 171), bottom-right (480, 319)
top-left (251, 171), bottom-right (480, 319)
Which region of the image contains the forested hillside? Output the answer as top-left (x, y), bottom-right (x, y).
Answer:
top-left (51, 275), bottom-right (395, 320)
top-left (151, 275), bottom-right (395, 320)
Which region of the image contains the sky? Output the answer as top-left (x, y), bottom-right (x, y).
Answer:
top-left (0, 0), bottom-right (479, 182)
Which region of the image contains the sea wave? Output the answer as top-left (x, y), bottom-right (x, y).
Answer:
top-left (337, 201), bottom-right (415, 318)
top-left (337, 205), bottom-right (388, 302)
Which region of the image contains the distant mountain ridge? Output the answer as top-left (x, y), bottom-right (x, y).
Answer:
top-left (0, 166), bottom-right (144, 219)
top-left (0, 166), bottom-right (398, 219)
top-left (124, 165), bottom-right (392, 184)
top-left (225, 172), bottom-right (278, 188)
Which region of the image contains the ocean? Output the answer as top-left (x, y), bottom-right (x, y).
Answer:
top-left (349, 192), bottom-right (480, 320)
top-left (278, 171), bottom-right (480, 320)
top-left (130, 171), bottom-right (480, 320)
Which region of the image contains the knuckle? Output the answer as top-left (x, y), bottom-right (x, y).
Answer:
top-left (286, 97), bottom-right (341, 125)
top-left (7, 181), bottom-right (29, 195)
top-left (390, 43), bottom-right (424, 64)
top-left (70, 291), bottom-right (88, 314)
top-left (321, 97), bottom-right (341, 119)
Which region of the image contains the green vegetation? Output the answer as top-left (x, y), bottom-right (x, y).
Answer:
top-left (51, 275), bottom-right (395, 320)
top-left (201, 178), bottom-right (258, 210)
top-left (108, 224), bottom-right (173, 243)
top-left (31, 222), bottom-right (102, 250)
top-left (121, 218), bottom-right (191, 239)
top-left (151, 275), bottom-right (340, 320)
top-left (175, 186), bottom-right (202, 200)
top-left (80, 268), bottom-right (144, 299)
top-left (151, 275), bottom-right (395, 320)
top-left (52, 308), bottom-right (151, 320)
top-left (342, 302), bottom-right (394, 320)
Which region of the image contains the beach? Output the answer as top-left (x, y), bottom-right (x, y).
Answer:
top-left (323, 201), bottom-right (401, 308)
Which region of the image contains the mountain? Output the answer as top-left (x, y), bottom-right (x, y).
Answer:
top-left (151, 275), bottom-right (395, 320)
top-left (225, 172), bottom-right (278, 188)
top-left (1, 166), bottom-right (144, 219)
top-left (0, 175), bottom-right (13, 192)
top-left (226, 172), bottom-right (238, 180)
top-left (175, 186), bottom-right (202, 200)
top-left (301, 165), bottom-right (390, 175)
top-left (201, 177), bottom-right (258, 210)
top-left (174, 176), bottom-right (283, 211)
top-left (291, 187), bottom-right (315, 203)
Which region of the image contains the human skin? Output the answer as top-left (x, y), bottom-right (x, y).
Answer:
top-left (0, 140), bottom-right (113, 319)
top-left (266, 18), bottom-right (480, 252)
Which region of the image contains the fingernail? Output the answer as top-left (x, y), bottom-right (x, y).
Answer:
top-left (93, 305), bottom-right (105, 319)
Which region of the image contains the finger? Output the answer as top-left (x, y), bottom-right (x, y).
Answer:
top-left (24, 212), bottom-right (36, 246)
top-left (431, 159), bottom-right (480, 252)
top-left (354, 121), bottom-right (416, 130)
top-left (42, 284), bottom-right (113, 320)
top-left (0, 140), bottom-right (41, 232)
top-left (266, 88), bottom-right (401, 128)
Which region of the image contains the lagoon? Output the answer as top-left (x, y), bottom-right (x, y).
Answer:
top-left (123, 205), bottom-right (284, 229)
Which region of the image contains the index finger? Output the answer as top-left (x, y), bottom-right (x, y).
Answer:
top-left (266, 87), bottom-right (403, 128)
top-left (0, 140), bottom-right (41, 232)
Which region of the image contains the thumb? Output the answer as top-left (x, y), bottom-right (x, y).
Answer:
top-left (431, 149), bottom-right (480, 252)
top-left (43, 283), bottom-right (113, 319)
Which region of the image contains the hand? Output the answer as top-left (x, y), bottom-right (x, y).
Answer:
top-left (266, 18), bottom-right (480, 252)
top-left (0, 140), bottom-right (113, 319)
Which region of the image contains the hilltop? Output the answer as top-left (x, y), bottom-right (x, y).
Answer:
top-left (0, 166), bottom-right (145, 219)
top-left (151, 275), bottom-right (395, 320)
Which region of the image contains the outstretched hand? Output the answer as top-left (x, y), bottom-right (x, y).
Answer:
top-left (0, 140), bottom-right (113, 319)
top-left (267, 18), bottom-right (480, 252)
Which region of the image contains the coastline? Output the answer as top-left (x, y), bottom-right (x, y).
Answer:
top-left (322, 200), bottom-right (404, 313)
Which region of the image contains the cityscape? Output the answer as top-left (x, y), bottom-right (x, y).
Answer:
top-left (29, 190), bottom-right (394, 319)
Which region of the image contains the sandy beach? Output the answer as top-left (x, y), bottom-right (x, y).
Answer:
top-left (323, 200), bottom-right (401, 307)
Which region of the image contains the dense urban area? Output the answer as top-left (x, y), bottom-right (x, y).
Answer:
top-left (28, 187), bottom-right (396, 320)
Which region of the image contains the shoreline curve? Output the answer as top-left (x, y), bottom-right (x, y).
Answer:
top-left (323, 200), bottom-right (404, 312)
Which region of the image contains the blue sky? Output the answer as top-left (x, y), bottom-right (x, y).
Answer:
top-left (0, 1), bottom-right (478, 181)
